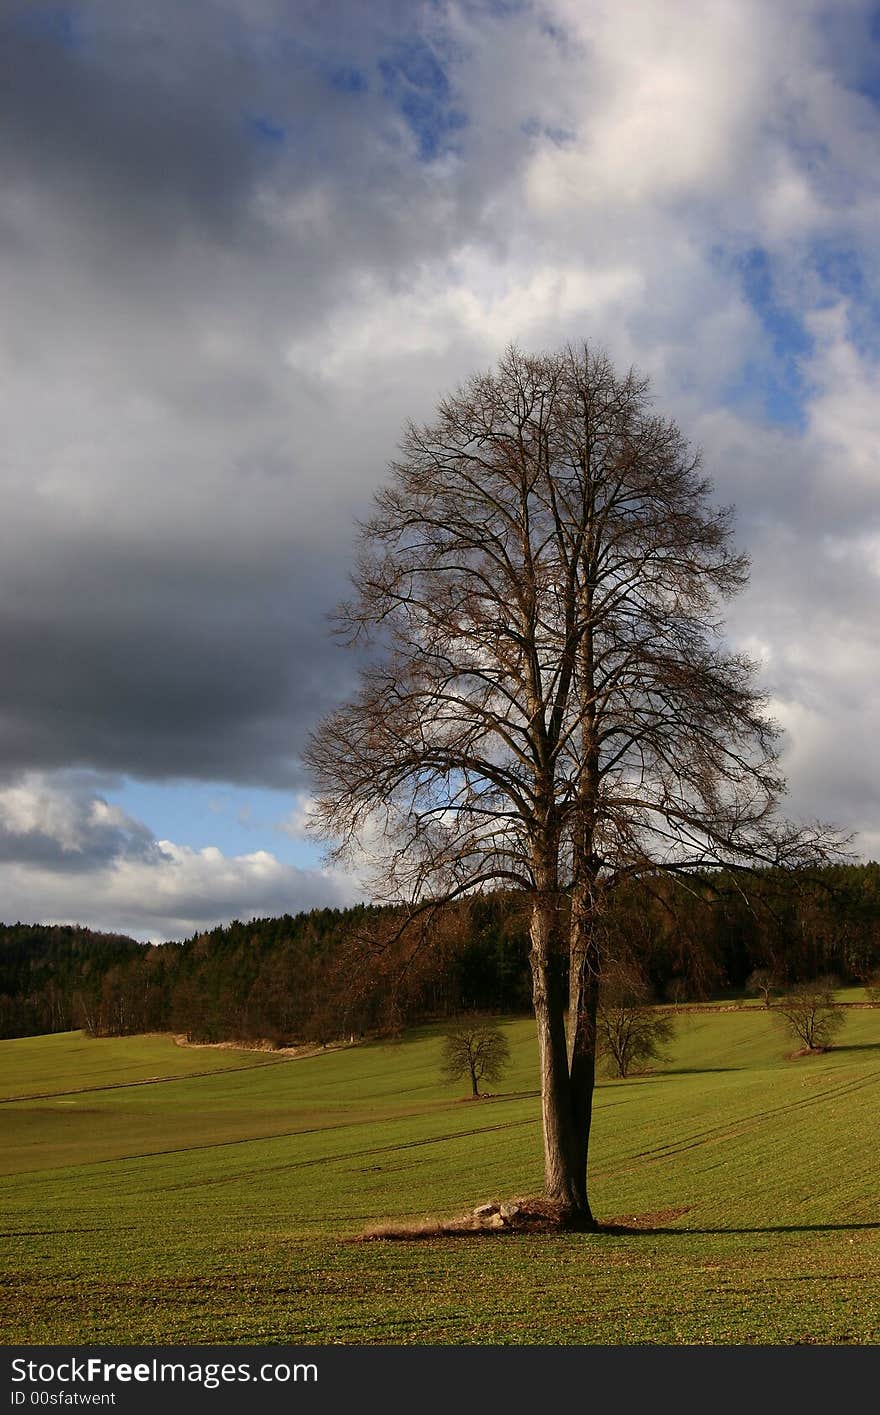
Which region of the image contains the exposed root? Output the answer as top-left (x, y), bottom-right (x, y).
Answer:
top-left (357, 1197), bottom-right (697, 1242)
top-left (358, 1196), bottom-right (590, 1241)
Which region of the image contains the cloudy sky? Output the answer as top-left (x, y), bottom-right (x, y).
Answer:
top-left (1, 0), bottom-right (878, 941)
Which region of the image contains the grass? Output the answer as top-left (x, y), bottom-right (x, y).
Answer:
top-left (2, 1004), bottom-right (879, 1344)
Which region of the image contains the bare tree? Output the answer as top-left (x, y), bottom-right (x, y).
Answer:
top-left (775, 979), bottom-right (846, 1053)
top-left (306, 344), bottom-right (839, 1229)
top-left (596, 962), bottom-right (674, 1078)
top-left (440, 1018), bottom-right (511, 1097)
top-left (745, 966), bottom-right (778, 1008)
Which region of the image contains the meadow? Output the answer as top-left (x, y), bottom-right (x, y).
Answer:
top-left (2, 1001), bottom-right (879, 1345)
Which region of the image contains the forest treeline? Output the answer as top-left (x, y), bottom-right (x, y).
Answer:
top-left (1, 863), bottom-right (878, 1043)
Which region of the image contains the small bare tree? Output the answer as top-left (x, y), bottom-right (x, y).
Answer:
top-left (440, 1018), bottom-right (511, 1097)
top-left (306, 344), bottom-right (840, 1228)
top-left (597, 963), bottom-right (674, 1078)
top-left (745, 966), bottom-right (778, 1009)
top-left (775, 979), bottom-right (845, 1053)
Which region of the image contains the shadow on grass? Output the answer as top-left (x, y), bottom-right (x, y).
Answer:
top-left (358, 1217), bottom-right (880, 1243)
top-left (356, 1195), bottom-right (880, 1244)
top-left (829, 1042), bottom-right (880, 1054)
top-left (663, 1066), bottom-right (742, 1075)
top-left (598, 1069), bottom-right (740, 1086)
top-left (601, 1220), bottom-right (880, 1237)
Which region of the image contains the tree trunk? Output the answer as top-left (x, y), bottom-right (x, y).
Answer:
top-left (567, 884), bottom-right (600, 1228)
top-left (529, 889), bottom-right (596, 1226)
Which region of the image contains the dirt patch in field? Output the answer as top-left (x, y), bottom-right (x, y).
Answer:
top-left (358, 1197), bottom-right (604, 1241)
top-left (170, 1034), bottom-right (346, 1058)
top-left (357, 1198), bottom-right (694, 1241)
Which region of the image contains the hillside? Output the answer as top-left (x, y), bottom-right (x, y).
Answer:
top-left (3, 1005), bottom-right (879, 1343)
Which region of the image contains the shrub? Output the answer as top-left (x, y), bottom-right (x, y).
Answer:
top-left (440, 1017), bottom-right (510, 1097)
top-left (774, 978), bottom-right (845, 1053)
top-left (597, 963), bottom-right (674, 1078)
top-left (745, 967), bottom-right (778, 1008)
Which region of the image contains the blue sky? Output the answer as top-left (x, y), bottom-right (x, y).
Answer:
top-left (0, 0), bottom-right (878, 938)
top-left (107, 779), bottom-right (322, 869)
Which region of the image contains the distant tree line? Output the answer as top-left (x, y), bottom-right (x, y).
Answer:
top-left (0, 862), bottom-right (878, 1043)
top-left (0, 924), bottom-right (144, 1039)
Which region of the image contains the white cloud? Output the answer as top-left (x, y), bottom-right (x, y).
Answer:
top-left (284, 256), bottom-right (644, 384)
top-left (277, 793), bottom-right (318, 841)
top-left (805, 304), bottom-right (880, 494)
top-left (0, 777), bottom-right (87, 854)
top-left (526, 1), bottom-right (768, 210)
top-left (0, 776), bottom-right (361, 940)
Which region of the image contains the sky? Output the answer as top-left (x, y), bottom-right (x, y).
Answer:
top-left (1, 0), bottom-right (878, 941)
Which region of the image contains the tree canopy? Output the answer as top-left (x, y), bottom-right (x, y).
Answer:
top-left (306, 343), bottom-right (840, 1226)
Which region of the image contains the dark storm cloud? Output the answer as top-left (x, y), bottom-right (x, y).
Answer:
top-left (0, 13), bottom-right (259, 244)
top-left (0, 1), bottom-right (499, 309)
top-left (0, 1), bottom-right (514, 788)
top-left (0, 539), bottom-right (360, 786)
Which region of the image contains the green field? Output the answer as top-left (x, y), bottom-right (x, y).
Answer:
top-left (2, 1003), bottom-right (879, 1345)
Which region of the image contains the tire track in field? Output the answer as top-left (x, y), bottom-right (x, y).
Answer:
top-left (1, 1045), bottom-right (534, 1106)
top-left (116, 1066), bottom-right (807, 1196)
top-left (105, 1087), bottom-right (657, 1194)
top-left (0, 1053), bottom-right (313, 1105)
top-left (592, 1063), bottom-right (880, 1177)
top-left (9, 1088), bottom-right (543, 1180)
top-left (12, 1054), bottom-right (877, 1194)
top-left (154, 1112), bottom-right (543, 1193)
